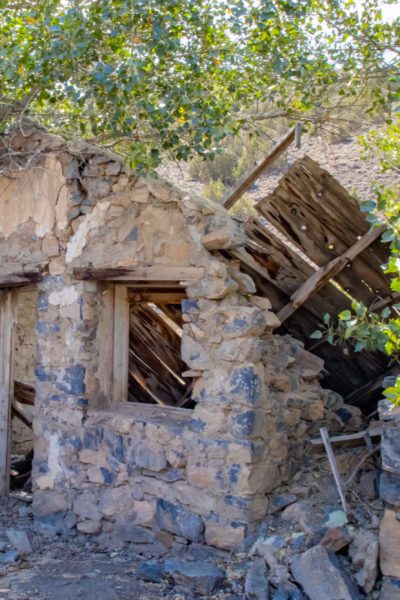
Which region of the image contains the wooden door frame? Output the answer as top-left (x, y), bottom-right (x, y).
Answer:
top-left (0, 290), bottom-right (16, 496)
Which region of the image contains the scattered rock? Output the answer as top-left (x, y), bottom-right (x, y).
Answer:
top-left (5, 529), bottom-right (32, 555)
top-left (166, 560), bottom-right (225, 596)
top-left (269, 494), bottom-right (297, 515)
top-left (349, 529), bottom-right (378, 593)
top-left (291, 545), bottom-right (363, 600)
top-left (0, 550), bottom-right (20, 565)
top-left (245, 558), bottom-right (270, 600)
top-left (320, 527), bottom-right (351, 553)
top-left (379, 576), bottom-right (400, 600)
top-left (356, 471), bottom-right (377, 501)
top-left (379, 470), bottom-right (400, 508)
top-left (137, 559), bottom-right (166, 583)
top-left (272, 583), bottom-right (306, 599)
top-left (249, 536), bottom-right (285, 568)
top-left (380, 508), bottom-right (400, 578)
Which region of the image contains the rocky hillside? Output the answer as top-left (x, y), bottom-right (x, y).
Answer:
top-left (158, 133), bottom-right (397, 207)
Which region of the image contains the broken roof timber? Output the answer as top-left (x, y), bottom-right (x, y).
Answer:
top-left (73, 266), bottom-right (204, 283)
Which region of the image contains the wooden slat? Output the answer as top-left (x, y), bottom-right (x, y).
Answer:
top-left (256, 157), bottom-right (392, 304)
top-left (222, 125), bottom-right (298, 210)
top-left (278, 225), bottom-right (386, 322)
top-left (73, 266), bottom-right (204, 282)
top-left (112, 285), bottom-right (129, 403)
top-left (0, 291), bottom-right (15, 496)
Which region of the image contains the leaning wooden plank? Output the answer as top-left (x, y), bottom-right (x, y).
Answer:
top-left (0, 291), bottom-right (15, 496)
top-left (278, 225), bottom-right (385, 322)
top-left (12, 399), bottom-right (32, 429)
top-left (222, 125), bottom-right (298, 210)
top-left (73, 266), bottom-right (204, 282)
top-left (320, 427), bottom-right (348, 515)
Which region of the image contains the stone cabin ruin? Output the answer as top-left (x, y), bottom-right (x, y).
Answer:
top-left (0, 127), bottom-right (357, 550)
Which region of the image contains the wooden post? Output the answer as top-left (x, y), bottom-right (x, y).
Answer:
top-left (112, 285), bottom-right (129, 403)
top-left (0, 291), bottom-right (15, 496)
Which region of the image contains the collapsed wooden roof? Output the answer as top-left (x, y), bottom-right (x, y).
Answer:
top-left (227, 156), bottom-right (396, 410)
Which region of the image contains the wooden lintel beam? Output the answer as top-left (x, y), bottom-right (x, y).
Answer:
top-left (128, 292), bottom-right (187, 304)
top-left (223, 124), bottom-right (299, 211)
top-left (277, 225), bottom-right (386, 323)
top-left (73, 266), bottom-right (204, 282)
top-left (0, 270), bottom-right (44, 288)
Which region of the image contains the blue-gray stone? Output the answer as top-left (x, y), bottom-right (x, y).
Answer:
top-left (36, 321), bottom-right (60, 335)
top-left (0, 550), bottom-right (20, 564)
top-left (379, 470), bottom-right (400, 508)
top-left (63, 364), bottom-right (86, 395)
top-left (137, 560), bottom-right (165, 583)
top-left (103, 429), bottom-right (126, 463)
top-left (230, 366), bottom-right (263, 406)
top-left (156, 499), bottom-right (204, 543)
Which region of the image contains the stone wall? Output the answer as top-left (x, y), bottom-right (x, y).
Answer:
top-left (0, 127), bottom-right (340, 549)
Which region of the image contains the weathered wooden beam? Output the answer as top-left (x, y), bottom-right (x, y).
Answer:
top-left (222, 125), bottom-right (299, 211)
top-left (0, 291), bottom-right (16, 496)
top-left (73, 266), bottom-right (204, 282)
top-left (277, 225), bottom-right (386, 322)
top-left (344, 365), bottom-right (399, 407)
top-left (0, 270), bottom-right (43, 288)
top-left (310, 426), bottom-right (381, 448)
top-left (128, 291), bottom-right (187, 304)
top-left (369, 292), bottom-right (400, 313)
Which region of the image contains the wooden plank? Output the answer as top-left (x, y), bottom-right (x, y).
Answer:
top-left (73, 266), bottom-right (204, 282)
top-left (0, 291), bottom-right (15, 496)
top-left (278, 225), bottom-right (385, 322)
top-left (257, 157), bottom-right (392, 304)
top-left (369, 292), bottom-right (400, 313)
top-left (0, 271), bottom-right (43, 288)
top-left (98, 286), bottom-right (115, 405)
top-left (310, 426), bottom-right (381, 447)
top-left (222, 125), bottom-right (298, 210)
top-left (320, 427), bottom-right (348, 515)
top-left (127, 292), bottom-right (186, 304)
top-left (112, 285), bottom-right (129, 403)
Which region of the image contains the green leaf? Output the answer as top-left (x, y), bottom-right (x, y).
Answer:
top-left (310, 330), bottom-right (323, 340)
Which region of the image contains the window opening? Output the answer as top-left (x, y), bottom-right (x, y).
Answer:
top-left (127, 290), bottom-right (194, 409)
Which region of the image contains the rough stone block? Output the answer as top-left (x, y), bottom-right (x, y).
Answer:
top-left (73, 493), bottom-right (102, 522)
top-left (77, 520), bottom-right (102, 535)
top-left (130, 444), bottom-right (167, 472)
top-left (228, 364), bottom-right (265, 407)
top-left (291, 545), bottom-right (363, 600)
top-left (155, 499), bottom-right (204, 543)
top-left (380, 508), bottom-right (400, 578)
top-left (204, 518), bottom-right (247, 549)
top-left (181, 335), bottom-right (213, 370)
top-left (99, 485), bottom-right (133, 518)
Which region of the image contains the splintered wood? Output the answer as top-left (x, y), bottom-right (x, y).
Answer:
top-left (128, 302), bottom-right (193, 408)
